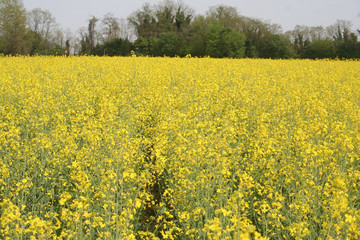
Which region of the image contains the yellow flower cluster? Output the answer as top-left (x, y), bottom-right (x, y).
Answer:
top-left (0, 56), bottom-right (359, 239)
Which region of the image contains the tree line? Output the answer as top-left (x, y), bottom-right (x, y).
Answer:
top-left (1, 0), bottom-right (359, 58)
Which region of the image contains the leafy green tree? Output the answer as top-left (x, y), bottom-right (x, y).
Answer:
top-left (240, 17), bottom-right (273, 57)
top-left (148, 37), bottom-right (162, 56)
top-left (191, 6), bottom-right (245, 57)
top-left (175, 4), bottom-right (192, 33)
top-left (206, 5), bottom-right (242, 30)
top-left (303, 39), bottom-right (336, 59)
top-left (158, 31), bottom-right (184, 56)
top-left (134, 36), bottom-right (162, 56)
top-left (189, 15), bottom-right (208, 56)
top-left (206, 21), bottom-right (245, 58)
top-left (326, 20), bottom-right (360, 58)
top-left (206, 5), bottom-right (288, 58)
top-left (245, 40), bottom-right (258, 58)
top-left (92, 37), bottom-right (133, 56)
top-left (335, 32), bottom-right (359, 58)
top-left (258, 33), bottom-right (296, 59)
top-left (128, 3), bottom-right (157, 39)
top-left (134, 37), bottom-right (150, 55)
top-left (155, 1), bottom-right (175, 33)
top-left (128, 0), bottom-right (193, 39)
top-left (221, 28), bottom-right (246, 58)
top-left (0, 0), bottom-right (27, 54)
top-left (206, 22), bottom-right (224, 57)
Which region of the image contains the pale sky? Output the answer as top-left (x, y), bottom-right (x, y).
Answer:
top-left (22, 0), bottom-right (360, 34)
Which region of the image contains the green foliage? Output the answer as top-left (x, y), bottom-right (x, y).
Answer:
top-left (335, 33), bottom-right (360, 58)
top-left (0, 0), bottom-right (359, 59)
top-left (30, 46), bottom-right (65, 56)
top-left (303, 39), bottom-right (336, 59)
top-left (128, 3), bottom-right (156, 39)
top-left (0, 0), bottom-right (27, 54)
top-left (133, 32), bottom-right (187, 57)
top-left (134, 37), bottom-right (150, 55)
top-left (79, 16), bottom-right (98, 55)
top-left (26, 30), bottom-right (60, 56)
top-left (258, 34), bottom-right (296, 59)
top-left (148, 37), bottom-right (162, 56)
top-left (158, 32), bottom-right (184, 56)
top-left (245, 40), bottom-right (258, 58)
top-left (206, 21), bottom-right (245, 58)
top-left (92, 38), bottom-right (133, 56)
top-left (188, 16), bottom-right (208, 57)
top-left (128, 1), bottom-right (193, 40)
top-left (221, 28), bottom-right (246, 58)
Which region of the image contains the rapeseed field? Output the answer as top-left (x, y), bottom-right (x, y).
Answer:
top-left (0, 56), bottom-right (359, 239)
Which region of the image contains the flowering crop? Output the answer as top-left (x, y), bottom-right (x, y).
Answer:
top-left (0, 56), bottom-right (359, 239)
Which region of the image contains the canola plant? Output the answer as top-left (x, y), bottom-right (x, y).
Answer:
top-left (0, 56), bottom-right (360, 239)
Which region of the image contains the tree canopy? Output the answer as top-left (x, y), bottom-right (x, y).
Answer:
top-left (1, 0), bottom-right (359, 58)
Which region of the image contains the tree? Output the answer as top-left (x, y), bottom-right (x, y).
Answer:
top-left (286, 25), bottom-right (312, 57)
top-left (206, 21), bottom-right (245, 58)
top-left (26, 7), bottom-right (70, 55)
top-left (327, 20), bottom-right (359, 58)
top-left (303, 39), bottom-right (336, 59)
top-left (220, 27), bottom-right (246, 58)
top-left (190, 6), bottom-right (248, 57)
top-left (92, 37), bottom-right (133, 56)
top-left (258, 33), bottom-right (296, 59)
top-left (206, 5), bottom-right (242, 30)
top-left (175, 3), bottom-right (193, 33)
top-left (27, 8), bottom-right (57, 49)
top-left (155, 1), bottom-right (176, 33)
top-left (237, 16), bottom-right (279, 58)
top-left (134, 37), bottom-right (150, 55)
top-left (336, 33), bottom-right (359, 58)
top-left (0, 0), bottom-right (27, 54)
top-left (326, 20), bottom-right (352, 41)
top-left (64, 28), bottom-right (74, 54)
top-left (100, 13), bottom-right (121, 43)
top-left (155, 0), bottom-right (193, 33)
top-left (189, 15), bottom-right (208, 56)
top-left (308, 26), bottom-right (326, 41)
top-left (88, 16), bottom-right (98, 51)
top-left (128, 3), bottom-right (157, 39)
top-left (158, 31), bottom-right (184, 56)
top-left (79, 16), bottom-right (98, 54)
top-left (128, 0), bottom-right (193, 39)
top-left (128, 0), bottom-right (193, 57)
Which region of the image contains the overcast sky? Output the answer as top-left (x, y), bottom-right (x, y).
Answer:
top-left (22, 0), bottom-right (360, 34)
